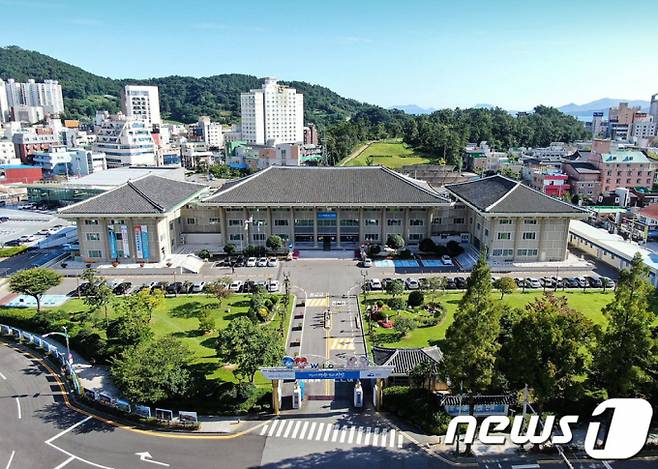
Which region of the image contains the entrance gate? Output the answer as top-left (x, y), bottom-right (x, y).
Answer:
top-left (260, 365), bottom-right (394, 415)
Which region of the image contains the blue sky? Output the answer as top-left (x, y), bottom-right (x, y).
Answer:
top-left (1, 0), bottom-right (657, 110)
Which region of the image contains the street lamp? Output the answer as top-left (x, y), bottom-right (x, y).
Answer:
top-left (360, 270), bottom-right (371, 335)
top-left (43, 326), bottom-right (72, 366)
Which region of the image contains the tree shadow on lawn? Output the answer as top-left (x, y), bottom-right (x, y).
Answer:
top-left (170, 301), bottom-right (203, 318)
top-left (230, 299), bottom-right (250, 309)
top-left (199, 335), bottom-right (219, 350)
top-left (170, 329), bottom-right (203, 339)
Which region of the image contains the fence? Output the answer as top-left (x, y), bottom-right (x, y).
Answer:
top-left (0, 323), bottom-right (199, 430)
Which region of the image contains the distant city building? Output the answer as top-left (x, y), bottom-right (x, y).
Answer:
top-left (0, 79), bottom-right (64, 122)
top-left (240, 77), bottom-right (304, 145)
top-left (632, 116), bottom-right (656, 140)
top-left (11, 104), bottom-right (45, 124)
top-left (608, 102), bottom-right (641, 140)
top-left (70, 149), bottom-right (107, 176)
top-left (650, 93), bottom-right (658, 123)
top-left (303, 123), bottom-right (319, 145)
top-left (591, 111), bottom-right (605, 137)
top-left (589, 142), bottom-right (654, 193)
top-left (0, 139), bottom-right (19, 165)
top-left (562, 160), bottom-right (601, 199)
top-left (530, 170), bottom-right (570, 197)
top-left (93, 114), bottom-right (156, 167)
top-left (12, 129), bottom-right (59, 163)
top-left (193, 116), bottom-right (224, 148)
top-left (531, 142), bottom-right (568, 161)
top-left (33, 145), bottom-right (107, 178)
top-left (121, 85), bottom-right (161, 128)
top-left (0, 164), bottom-right (42, 184)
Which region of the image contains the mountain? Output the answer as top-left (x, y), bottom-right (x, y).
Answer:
top-left (0, 45), bottom-right (380, 127)
top-left (389, 104), bottom-right (437, 115)
top-left (558, 98), bottom-right (650, 119)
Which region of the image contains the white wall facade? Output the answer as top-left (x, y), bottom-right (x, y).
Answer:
top-left (121, 85), bottom-right (161, 128)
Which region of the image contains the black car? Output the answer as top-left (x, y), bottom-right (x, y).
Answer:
top-left (563, 277), bottom-right (578, 288)
top-left (454, 276), bottom-right (467, 289)
top-left (233, 256), bottom-right (246, 267)
top-left (113, 282), bottom-right (132, 295)
top-left (446, 278), bottom-right (457, 290)
top-left (181, 281), bottom-right (194, 294)
top-left (166, 282), bottom-right (183, 294)
top-left (0, 216), bottom-right (9, 222)
top-left (240, 280), bottom-right (257, 293)
top-left (151, 281), bottom-right (168, 293)
top-left (586, 276), bottom-right (603, 288)
top-left (4, 239), bottom-right (21, 246)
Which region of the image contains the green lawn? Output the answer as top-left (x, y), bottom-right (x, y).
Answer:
top-left (362, 290), bottom-right (619, 350)
top-left (343, 141), bottom-right (435, 168)
top-left (0, 293), bottom-right (293, 386)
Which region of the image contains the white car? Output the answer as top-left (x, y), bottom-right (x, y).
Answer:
top-left (257, 257), bottom-right (268, 267)
top-left (361, 258), bottom-right (373, 268)
top-left (268, 280), bottom-right (280, 293)
top-left (525, 278), bottom-right (542, 288)
top-left (576, 276), bottom-right (589, 288)
top-left (441, 255), bottom-right (453, 266)
top-left (246, 257), bottom-right (257, 267)
top-left (405, 278), bottom-right (420, 289)
top-left (267, 257), bottom-right (279, 267)
top-left (191, 281), bottom-right (206, 293)
top-left (369, 278), bottom-right (383, 290)
top-left (229, 280), bottom-right (243, 292)
top-left (18, 234), bottom-right (36, 243)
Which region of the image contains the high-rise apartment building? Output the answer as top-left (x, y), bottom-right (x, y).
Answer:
top-left (0, 78), bottom-right (64, 120)
top-left (121, 85), bottom-right (161, 128)
top-left (650, 93), bottom-right (658, 123)
top-left (93, 114), bottom-right (156, 167)
top-left (240, 78), bottom-right (304, 145)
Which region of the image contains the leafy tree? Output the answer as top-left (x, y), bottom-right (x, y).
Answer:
top-left (215, 317), bottom-right (283, 382)
top-left (494, 277), bottom-right (516, 299)
top-left (410, 360), bottom-right (441, 390)
top-left (428, 276), bottom-right (447, 292)
top-left (223, 243), bottom-right (236, 255)
top-left (197, 306), bottom-right (216, 334)
top-left (205, 279), bottom-right (232, 308)
top-left (408, 290), bottom-right (425, 307)
top-left (394, 316), bottom-right (416, 338)
top-left (127, 288), bottom-right (164, 322)
top-left (106, 301), bottom-right (153, 355)
top-left (461, 253), bottom-right (492, 307)
top-left (500, 295), bottom-right (595, 408)
top-left (110, 336), bottom-right (193, 404)
top-left (595, 253), bottom-right (658, 398)
top-left (9, 267), bottom-right (61, 313)
top-left (385, 279), bottom-right (405, 298)
top-left (266, 235), bottom-right (283, 253)
top-left (419, 238), bottom-right (436, 252)
top-left (386, 234), bottom-right (405, 250)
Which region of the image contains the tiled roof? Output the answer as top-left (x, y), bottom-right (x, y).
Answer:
top-left (204, 166), bottom-right (450, 205)
top-left (600, 150), bottom-right (651, 164)
top-left (565, 162), bottom-right (600, 174)
top-left (441, 394), bottom-right (516, 406)
top-left (59, 175), bottom-right (206, 215)
top-left (640, 204), bottom-right (658, 220)
top-left (372, 346), bottom-right (443, 375)
top-left (446, 175), bottom-right (585, 215)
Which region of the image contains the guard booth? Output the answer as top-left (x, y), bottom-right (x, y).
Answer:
top-left (261, 356), bottom-right (393, 415)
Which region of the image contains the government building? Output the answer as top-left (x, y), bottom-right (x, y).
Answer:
top-left (58, 166), bottom-right (587, 264)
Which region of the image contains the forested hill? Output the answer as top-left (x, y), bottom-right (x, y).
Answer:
top-left (0, 45), bottom-right (379, 126)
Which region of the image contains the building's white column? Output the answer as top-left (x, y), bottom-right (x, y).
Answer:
top-left (336, 209), bottom-right (341, 248)
top-left (313, 207), bottom-right (318, 248)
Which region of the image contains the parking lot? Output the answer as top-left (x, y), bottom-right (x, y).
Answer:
top-left (0, 207), bottom-right (70, 246)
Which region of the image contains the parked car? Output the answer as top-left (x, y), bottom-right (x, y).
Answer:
top-left (0, 216), bottom-right (9, 222)
top-left (405, 278), bottom-right (420, 290)
top-left (257, 257), bottom-right (268, 267)
top-left (18, 234), bottom-right (36, 243)
top-left (418, 277), bottom-right (429, 290)
top-left (550, 276), bottom-right (564, 288)
top-left (36, 228), bottom-right (50, 236)
top-left (4, 239), bottom-right (21, 246)
top-left (370, 278), bottom-right (383, 290)
top-left (575, 277), bottom-right (589, 288)
top-left (233, 256), bottom-right (246, 267)
top-left (446, 278), bottom-right (457, 289)
top-left (229, 280), bottom-right (243, 292)
top-left (514, 277), bottom-right (525, 287)
top-left (268, 280), bottom-right (280, 293)
top-left (586, 276), bottom-right (603, 288)
top-left (113, 282), bottom-right (132, 295)
top-left (562, 277), bottom-right (577, 288)
top-left (454, 276), bottom-right (467, 289)
top-left (191, 281), bottom-right (206, 293)
top-left (241, 280), bottom-right (257, 293)
top-left (361, 258), bottom-right (373, 268)
top-left (246, 257), bottom-right (257, 267)
top-left (105, 279), bottom-right (123, 291)
top-left (525, 278), bottom-right (542, 288)
top-left (267, 257), bottom-right (279, 267)
top-left (167, 282), bottom-right (184, 294)
top-left (441, 255), bottom-right (454, 266)
top-left (382, 278), bottom-right (393, 289)
top-left (151, 281), bottom-right (168, 293)
top-left (540, 277), bottom-right (555, 288)
top-left (600, 277), bottom-right (616, 289)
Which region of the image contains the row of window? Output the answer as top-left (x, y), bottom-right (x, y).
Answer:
top-left (491, 248), bottom-right (538, 257)
top-left (497, 232), bottom-right (536, 240)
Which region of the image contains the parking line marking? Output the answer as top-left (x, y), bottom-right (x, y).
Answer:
top-left (397, 433), bottom-right (403, 448)
top-left (331, 425), bottom-right (339, 442)
top-left (275, 420), bottom-right (287, 437)
top-left (290, 421), bottom-right (302, 439)
top-left (323, 423), bottom-right (333, 441)
top-left (380, 429), bottom-right (388, 447)
top-left (306, 422), bottom-right (317, 440)
top-left (45, 416), bottom-right (92, 444)
top-left (389, 429), bottom-right (396, 447)
top-left (364, 427), bottom-right (372, 445)
top-left (5, 450), bottom-right (15, 469)
top-left (356, 426), bottom-right (364, 444)
top-left (339, 426), bottom-right (347, 443)
top-left (315, 422), bottom-right (325, 440)
top-left (0, 370), bottom-right (6, 380)
top-left (53, 456), bottom-right (75, 469)
top-left (267, 420), bottom-right (279, 437)
top-left (298, 421), bottom-right (309, 439)
top-left (283, 421), bottom-right (294, 438)
top-left (348, 426), bottom-right (356, 444)
top-left (15, 397), bottom-right (20, 419)
top-left (260, 424), bottom-right (268, 436)
top-left (372, 427), bottom-right (380, 446)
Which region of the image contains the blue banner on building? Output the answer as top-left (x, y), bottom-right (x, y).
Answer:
top-left (317, 211), bottom-right (337, 219)
top-left (108, 228), bottom-right (118, 259)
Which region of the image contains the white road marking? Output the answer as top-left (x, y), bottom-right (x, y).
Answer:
top-left (290, 421), bottom-right (302, 439)
top-left (323, 423), bottom-right (333, 441)
top-left (372, 427), bottom-right (380, 446)
top-left (283, 421), bottom-right (294, 438)
top-left (267, 420), bottom-right (279, 437)
top-left (53, 456), bottom-right (75, 469)
top-left (0, 370), bottom-right (6, 380)
top-left (364, 427), bottom-right (372, 445)
top-left (331, 425), bottom-right (339, 442)
top-left (339, 426), bottom-right (347, 443)
top-left (275, 420), bottom-right (287, 437)
top-left (260, 424), bottom-right (269, 436)
top-left (5, 450), bottom-right (15, 469)
top-left (314, 422), bottom-right (325, 440)
top-left (298, 421), bottom-right (309, 439)
top-left (45, 416), bottom-right (92, 444)
top-left (14, 397), bottom-right (20, 419)
top-left (306, 422), bottom-right (317, 440)
top-left (389, 429), bottom-right (396, 447)
top-left (397, 433), bottom-right (403, 448)
top-left (602, 462), bottom-right (613, 469)
top-left (510, 465), bottom-right (540, 469)
top-left (380, 429), bottom-right (388, 447)
top-left (45, 416), bottom-right (113, 469)
top-left (348, 426), bottom-right (356, 444)
top-left (356, 426), bottom-right (364, 444)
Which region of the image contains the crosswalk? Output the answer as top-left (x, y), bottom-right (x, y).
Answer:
top-left (306, 297), bottom-right (329, 308)
top-left (259, 419), bottom-right (405, 448)
top-left (328, 337), bottom-right (355, 350)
